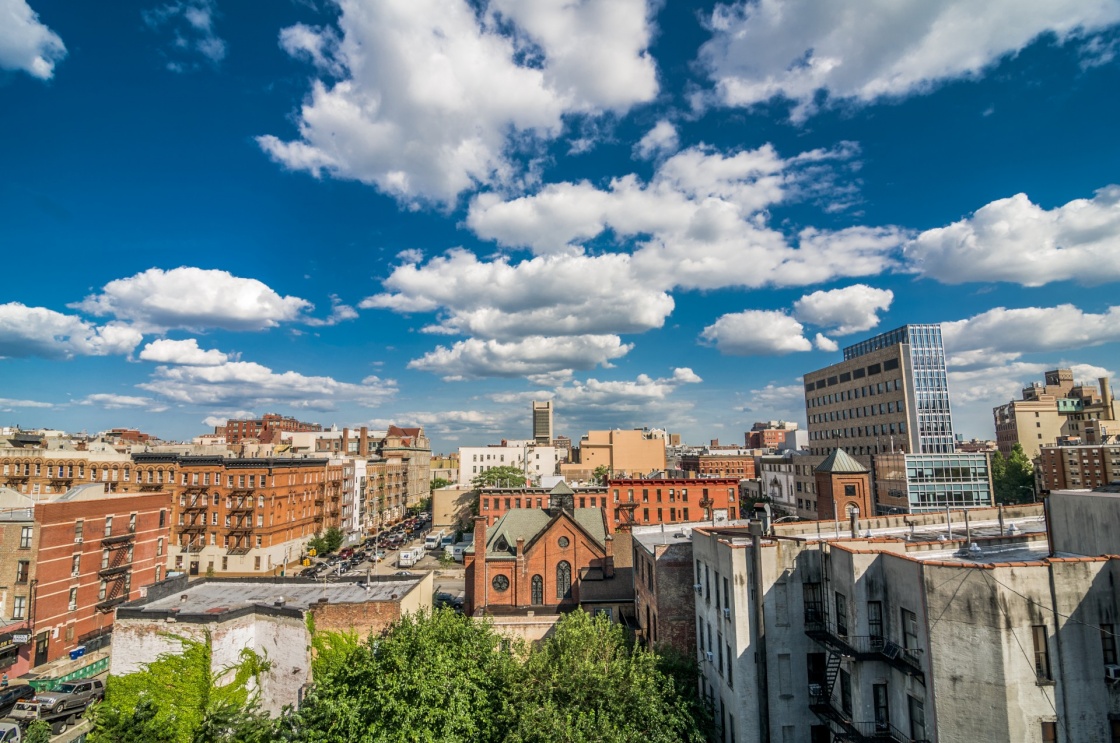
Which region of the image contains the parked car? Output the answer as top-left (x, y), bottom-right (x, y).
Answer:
top-left (339, 548), bottom-right (354, 560)
top-left (35, 679), bottom-right (104, 716)
top-left (0, 686), bottom-right (34, 719)
top-left (0, 721), bottom-right (21, 742)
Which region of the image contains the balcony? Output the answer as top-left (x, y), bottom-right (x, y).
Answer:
top-left (97, 563), bottom-right (130, 578)
top-left (179, 520), bottom-right (206, 533)
top-left (183, 498), bottom-right (207, 511)
top-left (101, 531), bottom-right (135, 546)
top-left (804, 611), bottom-right (924, 683)
top-left (186, 540), bottom-right (206, 553)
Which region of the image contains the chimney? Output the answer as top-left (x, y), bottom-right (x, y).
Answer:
top-left (469, 515), bottom-right (488, 615)
top-left (1101, 378), bottom-right (1114, 419)
top-left (342, 428), bottom-right (350, 453)
top-left (359, 427), bottom-right (369, 456)
top-left (515, 536), bottom-right (524, 557)
top-left (603, 534), bottom-right (615, 579)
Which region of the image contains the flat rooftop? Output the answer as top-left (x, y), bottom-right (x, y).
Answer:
top-left (129, 577), bottom-right (422, 617)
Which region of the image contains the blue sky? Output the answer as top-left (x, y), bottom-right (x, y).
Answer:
top-left (2, 0), bottom-right (1120, 454)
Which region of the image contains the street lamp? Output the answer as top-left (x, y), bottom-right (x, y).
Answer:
top-left (1017, 485), bottom-right (1036, 503)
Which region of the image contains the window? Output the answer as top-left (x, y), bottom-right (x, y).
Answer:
top-left (1032, 625), bottom-right (1052, 680)
top-left (155, 564), bottom-right (163, 583)
top-left (12, 597), bottom-right (25, 619)
top-left (71, 554), bottom-right (81, 575)
top-left (16, 560), bottom-right (29, 583)
top-left (159, 509), bottom-right (166, 528)
top-left (1041, 722), bottom-right (1057, 743)
top-left (556, 561), bottom-right (572, 600)
top-left (839, 669), bottom-right (852, 715)
top-left (835, 592), bottom-right (848, 636)
top-left (104, 516), bottom-right (113, 537)
top-left (68, 587), bottom-right (78, 610)
top-left (19, 526), bottom-right (32, 549)
top-left (873, 683), bottom-right (890, 731)
top-left (908, 696), bottom-right (925, 741)
top-left (902, 608), bottom-right (919, 650)
top-left (531, 575), bottom-right (543, 605)
top-left (1102, 624), bottom-right (1117, 666)
top-left (868, 601), bottom-right (883, 639)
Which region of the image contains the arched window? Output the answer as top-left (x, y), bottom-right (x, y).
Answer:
top-left (531, 575), bottom-right (543, 605)
top-left (556, 561), bottom-right (572, 600)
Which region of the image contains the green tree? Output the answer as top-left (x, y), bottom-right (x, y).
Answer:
top-left (507, 610), bottom-right (710, 743)
top-left (472, 465), bottom-right (529, 489)
top-left (591, 465), bottom-right (611, 486)
top-left (992, 445), bottom-right (1034, 504)
top-left (308, 527), bottom-right (345, 556)
top-left (89, 634), bottom-right (272, 743)
top-left (430, 477), bottom-right (452, 494)
top-left (289, 608), bottom-right (521, 742)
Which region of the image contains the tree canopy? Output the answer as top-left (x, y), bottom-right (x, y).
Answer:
top-left (591, 465), bottom-right (611, 485)
top-left (308, 527), bottom-right (344, 556)
top-left (992, 444), bottom-right (1035, 504)
top-left (471, 465), bottom-right (530, 489)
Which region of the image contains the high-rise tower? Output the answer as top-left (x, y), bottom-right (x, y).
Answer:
top-left (532, 401), bottom-right (553, 445)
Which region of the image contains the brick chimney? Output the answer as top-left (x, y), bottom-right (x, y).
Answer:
top-left (603, 534), bottom-right (615, 579)
top-left (359, 427), bottom-right (369, 456)
top-left (341, 428), bottom-right (350, 453)
top-left (468, 515), bottom-right (488, 615)
top-left (516, 536), bottom-right (526, 604)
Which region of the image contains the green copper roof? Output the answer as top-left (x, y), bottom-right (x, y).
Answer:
top-left (479, 507), bottom-right (606, 557)
top-left (815, 448), bottom-right (868, 474)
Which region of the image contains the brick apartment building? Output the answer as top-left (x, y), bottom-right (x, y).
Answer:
top-left (1038, 443), bottom-right (1120, 491)
top-left (479, 483), bottom-right (609, 527)
top-left (134, 454), bottom-right (332, 577)
top-left (223, 413), bottom-right (322, 445)
top-left (679, 450), bottom-right (757, 479)
top-left (0, 483), bottom-right (169, 675)
top-left (608, 477), bottom-right (740, 529)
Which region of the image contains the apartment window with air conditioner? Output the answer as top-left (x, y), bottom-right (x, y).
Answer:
top-left (68, 587), bottom-right (78, 611)
top-left (15, 560), bottom-right (29, 584)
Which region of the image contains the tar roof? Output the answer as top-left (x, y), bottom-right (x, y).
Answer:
top-left (132, 578), bottom-right (421, 616)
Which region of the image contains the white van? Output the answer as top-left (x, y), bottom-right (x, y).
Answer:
top-left (423, 529), bottom-right (445, 551)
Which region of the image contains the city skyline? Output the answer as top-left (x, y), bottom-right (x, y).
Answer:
top-left (2, 0), bottom-right (1120, 454)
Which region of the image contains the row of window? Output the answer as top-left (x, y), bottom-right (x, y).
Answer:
top-left (180, 512), bottom-right (266, 527)
top-left (811, 400), bottom-right (904, 424)
top-left (490, 565), bottom-right (571, 602)
top-left (809, 422), bottom-right (908, 440)
top-left (807, 375), bottom-right (903, 402)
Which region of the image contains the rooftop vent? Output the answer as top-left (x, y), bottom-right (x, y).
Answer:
top-left (180, 594), bottom-right (188, 602)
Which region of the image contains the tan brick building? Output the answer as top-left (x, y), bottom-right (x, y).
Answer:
top-left (561, 428), bottom-right (666, 479)
top-left (994, 371), bottom-right (1119, 459)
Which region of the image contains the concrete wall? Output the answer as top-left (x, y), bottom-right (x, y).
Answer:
top-left (111, 612), bottom-right (310, 717)
top-left (1049, 490), bottom-right (1120, 557)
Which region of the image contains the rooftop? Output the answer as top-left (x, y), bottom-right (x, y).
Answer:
top-left (126, 577), bottom-right (423, 618)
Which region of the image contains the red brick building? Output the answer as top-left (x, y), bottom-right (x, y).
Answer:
top-left (464, 486), bottom-right (632, 619)
top-left (632, 528), bottom-right (696, 654)
top-left (607, 477), bottom-right (740, 529)
top-left (224, 413), bottom-right (322, 445)
top-left (133, 454), bottom-right (331, 577)
top-left (0, 483), bottom-right (170, 675)
top-left (678, 452), bottom-right (756, 479)
top-left (812, 448), bottom-right (872, 520)
top-left (478, 484), bottom-right (609, 527)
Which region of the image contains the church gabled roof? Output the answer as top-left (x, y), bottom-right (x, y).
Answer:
top-left (473, 507), bottom-right (606, 557)
top-left (815, 448), bottom-right (868, 474)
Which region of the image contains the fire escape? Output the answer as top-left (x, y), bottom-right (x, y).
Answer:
top-left (803, 598), bottom-right (927, 743)
top-left (616, 501), bottom-right (638, 530)
top-left (96, 524), bottom-right (135, 612)
top-left (226, 491), bottom-right (255, 555)
top-left (181, 489), bottom-right (208, 553)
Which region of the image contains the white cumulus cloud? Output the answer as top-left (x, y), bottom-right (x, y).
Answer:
top-left (80, 393), bottom-right (161, 410)
top-left (698, 0), bottom-right (1120, 121)
top-left (0, 0), bottom-right (65, 79)
top-left (0, 303), bottom-right (142, 360)
top-left (635, 119), bottom-right (679, 159)
top-left (260, 0), bottom-right (658, 206)
top-left (362, 249), bottom-right (674, 340)
top-left (906, 186), bottom-right (1120, 286)
top-left (793, 284), bottom-right (894, 335)
top-left (138, 338), bottom-right (230, 366)
top-left (138, 360), bottom-right (398, 411)
top-left (700, 310), bottom-right (812, 356)
top-left (407, 335), bottom-right (633, 381)
top-left (943, 304), bottom-right (1120, 360)
top-left (72, 267), bottom-right (312, 333)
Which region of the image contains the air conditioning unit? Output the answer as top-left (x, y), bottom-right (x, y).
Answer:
top-left (693, 583), bottom-right (703, 593)
top-left (722, 608), bottom-right (731, 619)
top-left (71, 571), bottom-right (80, 578)
top-left (1106, 664), bottom-right (1120, 683)
top-left (74, 537), bottom-right (83, 544)
top-left (705, 651), bottom-right (714, 663)
top-left (68, 603), bottom-right (77, 612)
